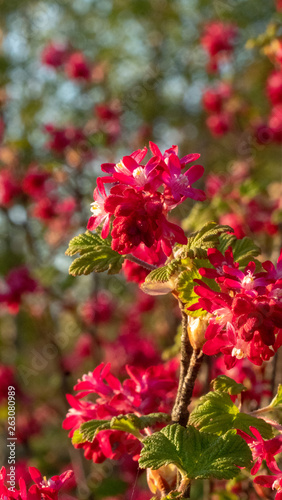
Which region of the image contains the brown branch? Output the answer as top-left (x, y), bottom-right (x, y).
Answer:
top-left (171, 303), bottom-right (193, 423)
top-left (172, 347), bottom-right (204, 427)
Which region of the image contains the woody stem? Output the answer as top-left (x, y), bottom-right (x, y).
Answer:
top-left (171, 305), bottom-right (205, 499)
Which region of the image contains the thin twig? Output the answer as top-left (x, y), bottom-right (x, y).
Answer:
top-left (125, 254), bottom-right (158, 270)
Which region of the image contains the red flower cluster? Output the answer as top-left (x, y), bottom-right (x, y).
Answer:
top-left (63, 361), bottom-right (178, 463)
top-left (41, 42), bottom-right (91, 82)
top-left (189, 247), bottom-right (282, 367)
top-left (200, 21), bottom-right (238, 73)
top-left (242, 422), bottom-right (282, 500)
top-left (87, 142), bottom-right (205, 256)
top-left (255, 465), bottom-right (282, 500)
top-left (0, 466), bottom-right (73, 500)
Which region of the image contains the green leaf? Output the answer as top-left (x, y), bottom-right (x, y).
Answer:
top-left (66, 231), bottom-right (124, 276)
top-left (180, 222), bottom-right (233, 260)
top-left (211, 376), bottom-right (246, 396)
top-left (189, 391), bottom-right (273, 439)
top-left (177, 269), bottom-right (206, 317)
top-left (144, 261), bottom-right (180, 284)
top-left (80, 420), bottom-right (111, 442)
top-left (72, 429), bottom-right (87, 445)
top-left (66, 231), bottom-right (105, 256)
top-left (78, 413), bottom-right (170, 442)
top-left (218, 234), bottom-right (261, 269)
top-left (139, 424), bottom-right (251, 480)
top-left (269, 385), bottom-right (282, 409)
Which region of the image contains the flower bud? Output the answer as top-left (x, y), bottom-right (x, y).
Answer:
top-left (187, 314), bottom-right (210, 350)
top-left (147, 464), bottom-right (177, 496)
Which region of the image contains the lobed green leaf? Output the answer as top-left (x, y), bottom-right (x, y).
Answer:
top-left (189, 391), bottom-right (273, 439)
top-left (218, 234), bottom-right (261, 269)
top-left (180, 222), bottom-right (233, 260)
top-left (139, 424), bottom-right (252, 480)
top-left (66, 231), bottom-right (124, 276)
top-left (211, 376), bottom-right (246, 396)
top-left (77, 412), bottom-right (171, 442)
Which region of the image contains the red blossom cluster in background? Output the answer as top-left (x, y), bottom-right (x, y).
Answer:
top-left (202, 82), bottom-right (234, 137)
top-left (200, 21), bottom-right (238, 73)
top-left (41, 42), bottom-right (92, 82)
top-left (204, 164), bottom-right (280, 239)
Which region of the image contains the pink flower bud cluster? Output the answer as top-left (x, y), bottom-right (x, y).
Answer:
top-left (189, 247), bottom-right (282, 368)
top-left (87, 142), bottom-right (205, 256)
top-left (63, 361), bottom-right (178, 463)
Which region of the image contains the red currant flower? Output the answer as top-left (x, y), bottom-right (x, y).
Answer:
top-left (254, 464), bottom-right (282, 499)
top-left (238, 426), bottom-right (282, 475)
top-left (28, 467), bottom-right (74, 500)
top-left (87, 184), bottom-right (111, 238)
top-left (161, 154), bottom-right (205, 203)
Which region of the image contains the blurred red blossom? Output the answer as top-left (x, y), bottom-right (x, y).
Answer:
top-left (201, 21), bottom-right (238, 72)
top-left (0, 168), bottom-right (21, 206)
top-left (64, 52), bottom-right (91, 81)
top-left (22, 165), bottom-right (53, 200)
top-left (41, 42), bottom-right (69, 68)
top-left (0, 267), bottom-right (38, 314)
